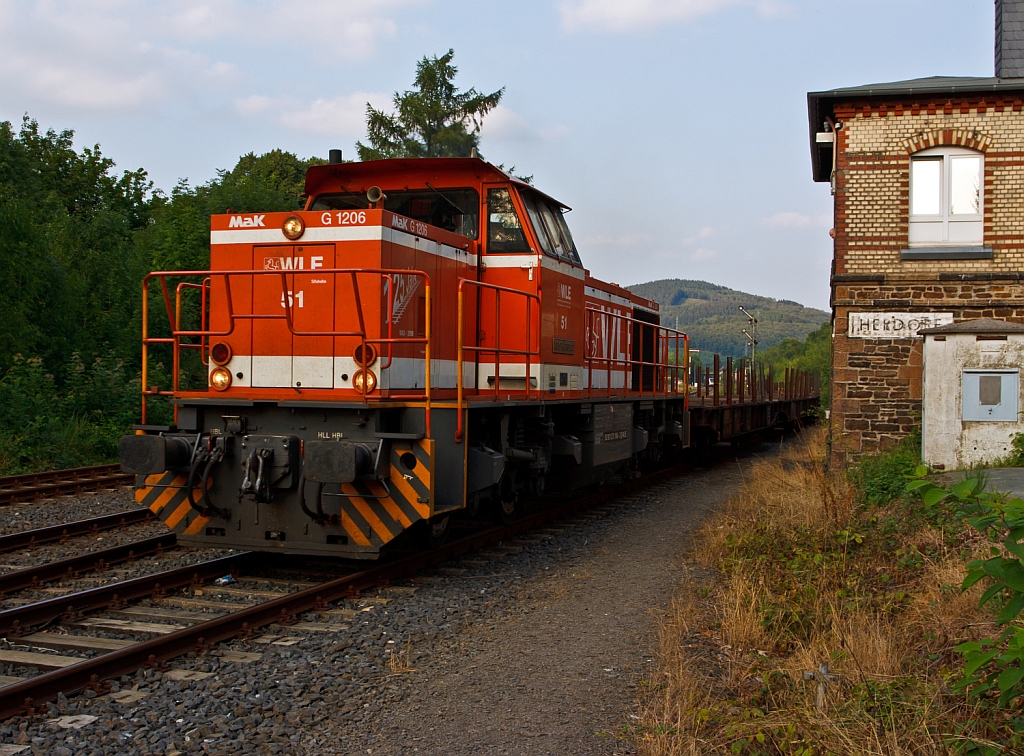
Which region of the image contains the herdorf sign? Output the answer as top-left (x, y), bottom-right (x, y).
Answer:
top-left (847, 312), bottom-right (954, 339)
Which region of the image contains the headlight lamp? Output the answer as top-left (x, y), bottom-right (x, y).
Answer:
top-left (210, 366), bottom-right (232, 391)
top-left (282, 215), bottom-right (305, 240)
top-left (352, 369), bottom-right (377, 393)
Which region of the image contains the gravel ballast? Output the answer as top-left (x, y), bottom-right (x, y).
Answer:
top-left (0, 447), bottom-right (769, 755)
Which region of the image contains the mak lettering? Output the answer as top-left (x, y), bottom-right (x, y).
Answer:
top-left (228, 215), bottom-right (265, 228)
top-left (847, 311), bottom-right (954, 339)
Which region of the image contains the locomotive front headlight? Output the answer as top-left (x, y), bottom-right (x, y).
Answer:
top-left (282, 215), bottom-right (305, 240)
top-left (210, 341), bottom-right (232, 366)
top-left (210, 366), bottom-right (232, 391)
top-left (352, 369), bottom-right (377, 393)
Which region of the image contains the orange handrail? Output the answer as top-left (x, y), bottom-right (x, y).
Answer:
top-left (583, 306), bottom-right (688, 400)
top-left (141, 268), bottom-right (432, 436)
top-left (454, 279), bottom-right (541, 442)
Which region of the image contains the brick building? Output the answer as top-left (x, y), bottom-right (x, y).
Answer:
top-left (808, 0), bottom-right (1024, 461)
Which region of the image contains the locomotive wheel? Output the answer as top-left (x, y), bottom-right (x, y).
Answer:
top-left (491, 489), bottom-right (516, 524)
top-left (422, 515), bottom-right (451, 548)
top-left (489, 465), bottom-right (520, 524)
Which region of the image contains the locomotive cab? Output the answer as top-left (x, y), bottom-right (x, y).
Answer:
top-left (121, 158), bottom-right (689, 558)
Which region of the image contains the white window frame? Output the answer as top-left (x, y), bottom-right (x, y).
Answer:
top-left (909, 146), bottom-right (983, 247)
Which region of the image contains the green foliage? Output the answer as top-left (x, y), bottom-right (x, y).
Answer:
top-left (908, 470), bottom-right (1024, 715)
top-left (627, 279), bottom-right (829, 359)
top-left (1009, 432), bottom-right (1024, 466)
top-left (356, 49), bottom-right (503, 160)
top-left (0, 353), bottom-right (158, 474)
top-left (0, 115), bottom-right (321, 472)
top-left (0, 116), bottom-right (154, 376)
top-left (758, 321), bottom-right (831, 407)
top-left (850, 431), bottom-right (921, 506)
top-left (142, 149), bottom-right (323, 272)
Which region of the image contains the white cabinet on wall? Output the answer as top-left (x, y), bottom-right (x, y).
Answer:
top-left (921, 319), bottom-right (1024, 469)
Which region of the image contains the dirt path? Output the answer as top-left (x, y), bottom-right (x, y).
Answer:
top-left (358, 458), bottom-right (752, 756)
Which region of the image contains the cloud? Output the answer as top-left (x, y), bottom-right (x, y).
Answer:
top-left (480, 104), bottom-right (569, 143)
top-left (236, 91), bottom-right (390, 137)
top-left (765, 212), bottom-right (831, 229)
top-left (159, 1), bottom-right (405, 59)
top-left (698, 226), bottom-right (715, 238)
top-left (690, 248), bottom-right (718, 261)
top-left (282, 93), bottom-right (390, 136)
top-left (559, 0), bottom-right (788, 31)
top-left (0, 1), bottom-right (407, 113)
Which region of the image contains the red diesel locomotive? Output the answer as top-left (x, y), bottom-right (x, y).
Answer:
top-left (120, 157), bottom-right (690, 558)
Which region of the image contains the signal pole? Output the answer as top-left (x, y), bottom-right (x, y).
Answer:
top-left (739, 306), bottom-right (758, 364)
top-left (739, 307), bottom-right (758, 396)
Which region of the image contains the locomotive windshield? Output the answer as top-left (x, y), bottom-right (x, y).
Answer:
top-left (310, 188), bottom-right (479, 239)
top-left (487, 188), bottom-right (531, 253)
top-left (521, 191), bottom-right (582, 266)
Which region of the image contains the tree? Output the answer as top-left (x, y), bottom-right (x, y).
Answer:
top-left (757, 320), bottom-right (832, 405)
top-left (357, 49), bottom-right (503, 160)
top-left (142, 149), bottom-right (324, 272)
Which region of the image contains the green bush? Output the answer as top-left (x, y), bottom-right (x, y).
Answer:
top-left (908, 470), bottom-right (1024, 752)
top-left (0, 353), bottom-right (151, 474)
top-left (850, 432), bottom-right (921, 506)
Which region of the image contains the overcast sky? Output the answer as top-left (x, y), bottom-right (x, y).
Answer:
top-left (0, 0), bottom-right (997, 311)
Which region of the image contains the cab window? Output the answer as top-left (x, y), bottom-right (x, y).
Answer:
top-left (310, 188), bottom-right (479, 239)
top-left (551, 207), bottom-right (582, 266)
top-left (487, 188), bottom-right (531, 253)
top-left (521, 191), bottom-right (582, 266)
top-left (522, 194), bottom-right (557, 259)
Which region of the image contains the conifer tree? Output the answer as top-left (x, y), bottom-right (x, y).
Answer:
top-left (357, 49), bottom-right (503, 160)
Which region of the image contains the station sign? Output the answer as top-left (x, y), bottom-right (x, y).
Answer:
top-left (847, 311), bottom-right (954, 339)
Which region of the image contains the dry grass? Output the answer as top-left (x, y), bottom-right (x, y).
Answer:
top-left (635, 427), bottom-right (1007, 756)
top-left (385, 637), bottom-right (416, 675)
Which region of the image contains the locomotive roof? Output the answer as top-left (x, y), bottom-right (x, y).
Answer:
top-left (303, 157), bottom-right (570, 211)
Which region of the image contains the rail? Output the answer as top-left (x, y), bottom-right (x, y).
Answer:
top-left (689, 356), bottom-right (819, 406)
top-left (583, 306), bottom-right (689, 399)
top-left (141, 268), bottom-right (432, 436)
top-left (0, 464), bottom-right (133, 505)
top-left (455, 280), bottom-right (541, 442)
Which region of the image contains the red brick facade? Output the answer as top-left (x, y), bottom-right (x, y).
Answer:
top-left (815, 89), bottom-right (1024, 461)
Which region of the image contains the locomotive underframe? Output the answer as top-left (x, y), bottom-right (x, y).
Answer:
top-left (130, 396), bottom-right (689, 558)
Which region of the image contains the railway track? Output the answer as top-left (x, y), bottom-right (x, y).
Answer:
top-left (0, 507), bottom-right (153, 554)
top-left (0, 455), bottom-right (698, 720)
top-left (0, 464), bottom-right (133, 505)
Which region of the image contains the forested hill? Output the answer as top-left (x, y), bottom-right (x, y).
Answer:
top-left (627, 279), bottom-right (829, 358)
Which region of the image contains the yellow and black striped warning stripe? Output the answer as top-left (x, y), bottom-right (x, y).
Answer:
top-left (134, 438), bottom-right (434, 549)
top-left (134, 472), bottom-right (210, 536)
top-left (334, 438), bottom-right (434, 548)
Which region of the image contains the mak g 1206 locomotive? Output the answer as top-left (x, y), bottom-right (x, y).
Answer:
top-left (120, 157), bottom-right (690, 558)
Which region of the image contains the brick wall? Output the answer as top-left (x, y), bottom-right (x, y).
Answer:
top-left (830, 96), bottom-right (1024, 463)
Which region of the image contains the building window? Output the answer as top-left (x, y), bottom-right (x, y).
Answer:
top-left (909, 147), bottom-right (983, 246)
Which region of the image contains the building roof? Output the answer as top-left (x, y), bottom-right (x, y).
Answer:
top-left (919, 317), bottom-right (1024, 335)
top-left (807, 76), bottom-right (1024, 181)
